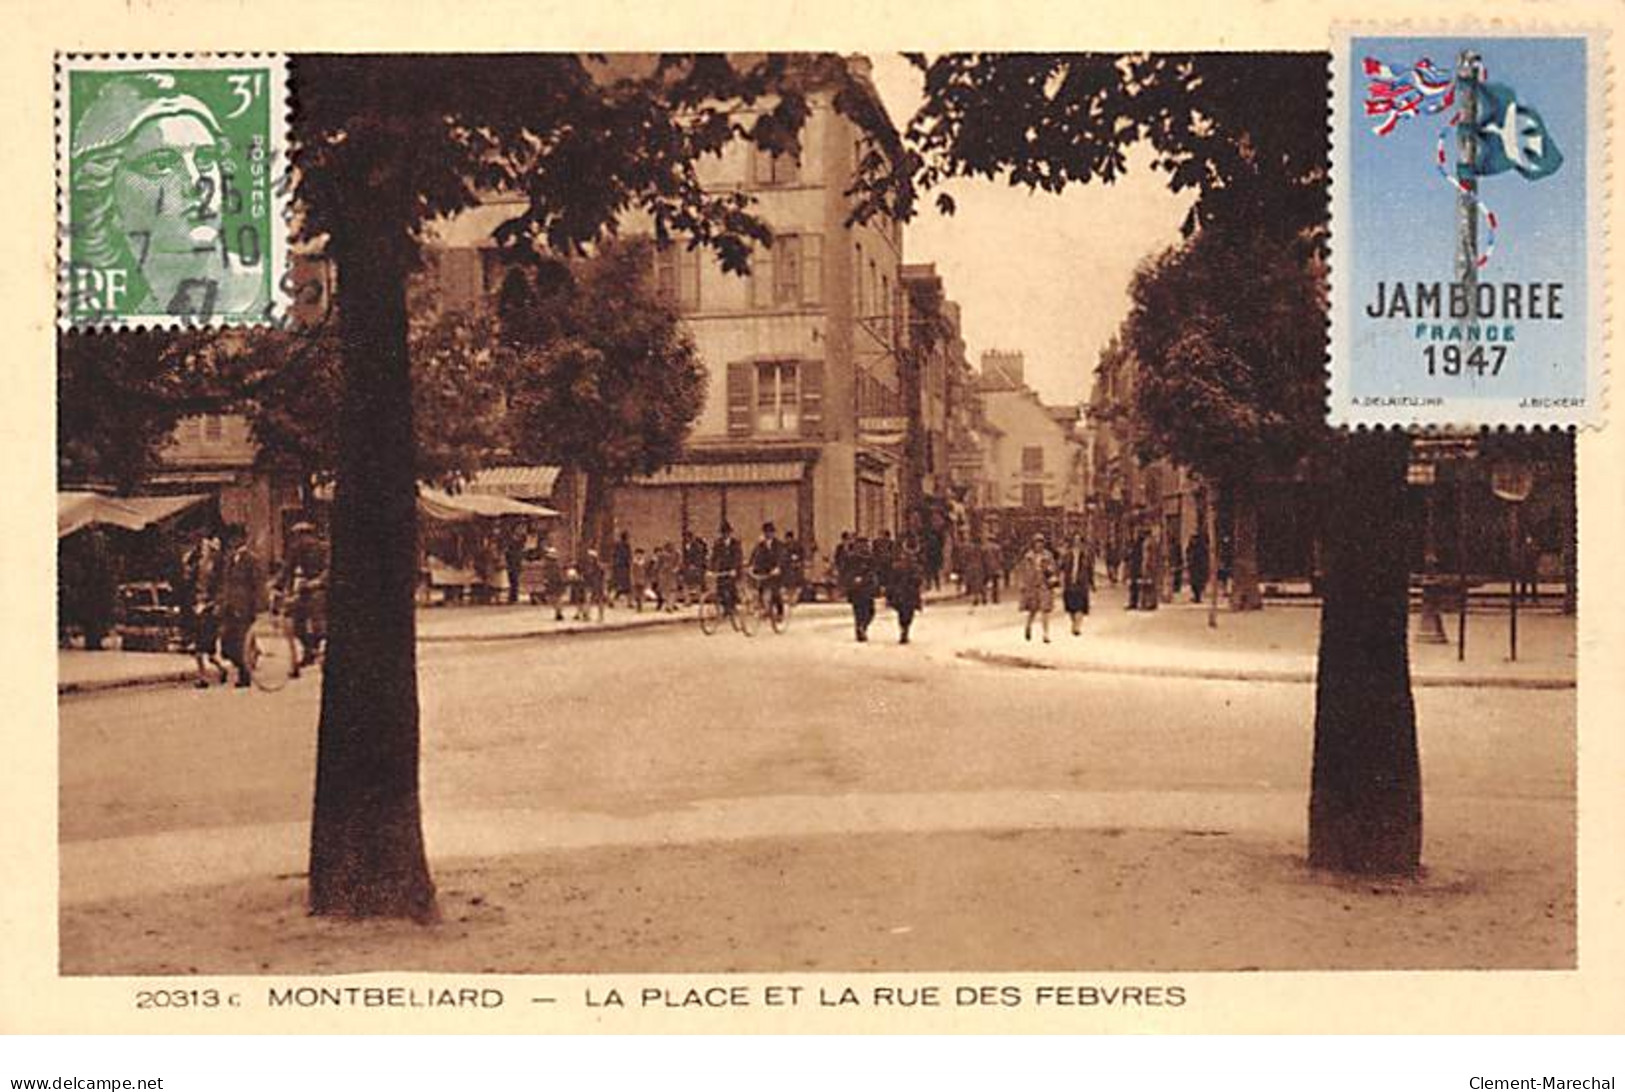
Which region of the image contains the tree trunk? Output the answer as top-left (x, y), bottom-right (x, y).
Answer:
top-left (1308, 432), bottom-right (1422, 876)
top-left (578, 469), bottom-right (614, 557)
top-left (1228, 475), bottom-right (1263, 611)
top-left (307, 213), bottom-right (438, 922)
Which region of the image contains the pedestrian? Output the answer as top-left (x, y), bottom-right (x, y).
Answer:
top-left (840, 533), bottom-right (877, 642)
top-left (611, 531), bottom-right (633, 608)
top-left (1060, 530), bottom-right (1093, 636)
top-left (872, 529), bottom-right (896, 599)
top-left (539, 545), bottom-right (566, 620)
top-left (889, 535), bottom-right (924, 644)
top-left (680, 530), bottom-right (706, 606)
top-left (1126, 528), bottom-right (1147, 610)
top-left (180, 527), bottom-right (226, 687)
top-left (1145, 527), bottom-right (1163, 610)
top-left (577, 548), bottom-right (606, 622)
top-left (1187, 526), bottom-right (1211, 604)
top-left (981, 536), bottom-right (1004, 604)
top-left (630, 547), bottom-right (649, 612)
top-left (1017, 532), bottom-right (1059, 642)
top-left (218, 525), bottom-right (266, 688)
top-left (1169, 532), bottom-right (1185, 598)
top-left (504, 521), bottom-right (527, 605)
top-left (652, 542), bottom-right (677, 612)
top-left (960, 533), bottom-right (986, 607)
top-left (1105, 536), bottom-right (1122, 586)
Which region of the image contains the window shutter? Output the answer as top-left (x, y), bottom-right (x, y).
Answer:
top-left (799, 360), bottom-right (825, 439)
top-left (802, 234), bottom-right (823, 305)
top-left (727, 361), bottom-right (753, 437)
top-left (680, 248), bottom-right (701, 311)
top-left (751, 246), bottom-right (773, 309)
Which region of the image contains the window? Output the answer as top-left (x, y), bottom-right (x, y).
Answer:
top-left (1022, 445), bottom-right (1045, 473)
top-left (654, 243), bottom-right (701, 312)
top-left (1022, 483), bottom-right (1047, 509)
top-left (755, 361), bottom-right (800, 433)
top-left (751, 146), bottom-right (800, 186)
top-left (752, 234), bottom-right (823, 308)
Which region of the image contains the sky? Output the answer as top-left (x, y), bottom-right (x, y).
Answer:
top-left (1345, 36), bottom-right (1589, 402)
top-left (868, 54), bottom-right (1194, 408)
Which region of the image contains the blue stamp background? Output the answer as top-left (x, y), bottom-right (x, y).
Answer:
top-left (1346, 35), bottom-right (1589, 405)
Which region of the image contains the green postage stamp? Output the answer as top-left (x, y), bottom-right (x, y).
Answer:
top-left (58, 54), bottom-right (289, 328)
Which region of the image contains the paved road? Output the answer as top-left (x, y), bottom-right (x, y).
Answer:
top-left (61, 600), bottom-right (1571, 850)
top-left (57, 600), bottom-right (1577, 973)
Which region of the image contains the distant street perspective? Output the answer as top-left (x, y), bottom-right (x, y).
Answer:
top-left (55, 51), bottom-right (1580, 976)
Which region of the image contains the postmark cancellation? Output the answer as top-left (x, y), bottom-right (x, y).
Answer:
top-left (56, 53), bottom-right (290, 330)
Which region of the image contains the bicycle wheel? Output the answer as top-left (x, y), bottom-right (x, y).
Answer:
top-left (736, 597), bottom-right (758, 636)
top-left (248, 617), bottom-right (294, 692)
top-left (697, 595), bottom-right (720, 636)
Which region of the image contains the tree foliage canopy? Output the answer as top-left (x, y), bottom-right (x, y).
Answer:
top-left (868, 53), bottom-right (1327, 236)
top-left (1122, 229), bottom-right (1327, 482)
top-left (498, 239), bottom-right (704, 482)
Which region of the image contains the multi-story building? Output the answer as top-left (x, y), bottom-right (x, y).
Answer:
top-left (599, 54), bottom-right (909, 558)
top-left (976, 351), bottom-right (1086, 517)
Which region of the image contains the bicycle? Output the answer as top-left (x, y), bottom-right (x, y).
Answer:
top-left (245, 603), bottom-right (299, 692)
top-left (744, 571), bottom-right (788, 635)
top-left (697, 570), bottom-right (752, 636)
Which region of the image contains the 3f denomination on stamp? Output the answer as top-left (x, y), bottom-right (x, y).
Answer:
top-left (1330, 30), bottom-right (1604, 429)
top-left (57, 53), bottom-right (289, 329)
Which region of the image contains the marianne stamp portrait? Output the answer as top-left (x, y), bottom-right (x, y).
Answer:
top-left (1329, 32), bottom-right (1603, 429)
top-left (59, 55), bottom-right (289, 329)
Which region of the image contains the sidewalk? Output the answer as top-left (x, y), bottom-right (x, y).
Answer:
top-left (57, 591), bottom-right (882, 694)
top-left (953, 584), bottom-right (1576, 689)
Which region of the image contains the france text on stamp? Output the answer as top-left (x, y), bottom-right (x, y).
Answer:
top-left (57, 54), bottom-right (289, 329)
top-left (1329, 31), bottom-right (1604, 429)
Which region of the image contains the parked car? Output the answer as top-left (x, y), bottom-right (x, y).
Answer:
top-left (115, 581), bottom-right (185, 652)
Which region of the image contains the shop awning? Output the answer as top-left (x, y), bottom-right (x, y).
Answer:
top-left (631, 462), bottom-right (804, 487)
top-left (58, 492), bottom-right (211, 538)
top-left (418, 487), bottom-right (558, 522)
top-left (466, 465), bottom-right (561, 499)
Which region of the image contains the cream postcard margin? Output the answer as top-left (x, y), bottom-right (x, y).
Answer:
top-left (1, 0), bottom-right (1621, 1034)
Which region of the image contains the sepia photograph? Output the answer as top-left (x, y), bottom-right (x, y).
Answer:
top-left (20, 19), bottom-right (1614, 1042)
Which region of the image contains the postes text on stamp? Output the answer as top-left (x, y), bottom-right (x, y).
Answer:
top-left (58, 54), bottom-right (289, 329)
top-left (1330, 31), bottom-right (1603, 429)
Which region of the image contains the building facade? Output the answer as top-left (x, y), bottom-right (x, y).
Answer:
top-left (976, 351), bottom-right (1086, 516)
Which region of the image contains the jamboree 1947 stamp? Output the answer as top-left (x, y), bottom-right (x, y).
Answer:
top-left (57, 54), bottom-right (289, 329)
top-left (1329, 30), bottom-right (1604, 429)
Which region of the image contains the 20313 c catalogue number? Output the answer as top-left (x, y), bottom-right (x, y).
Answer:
top-left (133, 988), bottom-right (241, 1009)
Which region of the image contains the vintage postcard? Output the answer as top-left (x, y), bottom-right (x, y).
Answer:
top-left (3, 0), bottom-right (1624, 1041)
top-left (1330, 30), bottom-right (1605, 428)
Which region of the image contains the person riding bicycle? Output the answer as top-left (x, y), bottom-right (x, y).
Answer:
top-left (748, 521), bottom-right (786, 620)
top-left (282, 520), bottom-right (328, 672)
top-left (710, 521), bottom-right (744, 617)
top-left (781, 529), bottom-right (806, 605)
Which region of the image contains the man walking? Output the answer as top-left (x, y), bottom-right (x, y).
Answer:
top-left (218, 525), bottom-right (265, 689)
top-left (889, 535), bottom-right (924, 644)
top-left (840, 533), bottom-right (877, 642)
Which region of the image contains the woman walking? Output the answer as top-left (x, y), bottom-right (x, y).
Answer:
top-left (1061, 531), bottom-right (1093, 636)
top-left (1017, 532), bottom-right (1059, 643)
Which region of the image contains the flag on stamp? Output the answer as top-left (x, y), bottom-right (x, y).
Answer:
top-left (1363, 56), bottom-right (1456, 136)
top-left (1471, 81), bottom-right (1564, 180)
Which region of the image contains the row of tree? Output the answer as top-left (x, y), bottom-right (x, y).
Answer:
top-left (60, 239), bottom-right (703, 553)
top-left (63, 52), bottom-right (1463, 922)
